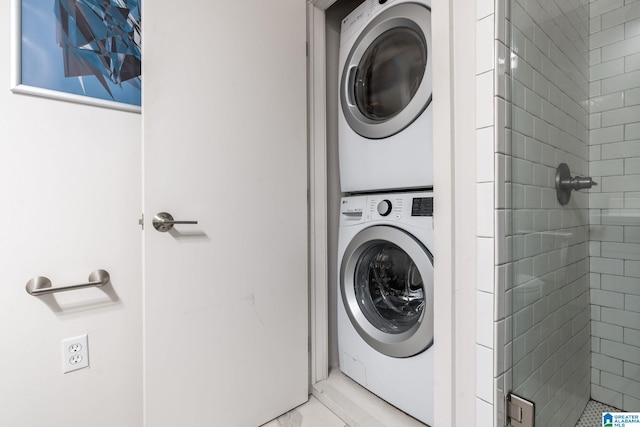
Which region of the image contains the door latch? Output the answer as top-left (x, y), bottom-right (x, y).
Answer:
top-left (506, 393), bottom-right (534, 427)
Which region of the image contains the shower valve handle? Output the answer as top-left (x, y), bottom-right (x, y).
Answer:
top-left (555, 163), bottom-right (598, 206)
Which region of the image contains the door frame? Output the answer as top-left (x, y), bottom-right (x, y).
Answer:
top-left (307, 1), bottom-right (477, 425)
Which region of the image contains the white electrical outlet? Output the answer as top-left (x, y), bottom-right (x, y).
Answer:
top-left (62, 334), bottom-right (89, 373)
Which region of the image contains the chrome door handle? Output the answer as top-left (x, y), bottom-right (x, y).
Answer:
top-left (152, 212), bottom-right (198, 232)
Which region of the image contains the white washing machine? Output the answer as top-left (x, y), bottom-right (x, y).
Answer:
top-left (337, 191), bottom-right (434, 426)
top-left (338, 0), bottom-right (433, 193)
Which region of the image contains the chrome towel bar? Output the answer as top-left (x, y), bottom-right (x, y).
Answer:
top-left (25, 269), bottom-right (110, 296)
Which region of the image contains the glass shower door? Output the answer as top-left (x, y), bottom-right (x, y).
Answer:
top-left (509, 0), bottom-right (640, 425)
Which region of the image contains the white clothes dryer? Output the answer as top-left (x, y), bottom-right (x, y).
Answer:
top-left (337, 191), bottom-right (434, 426)
top-left (338, 0), bottom-right (433, 193)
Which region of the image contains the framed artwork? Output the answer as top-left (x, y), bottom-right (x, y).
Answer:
top-left (11, 0), bottom-right (141, 112)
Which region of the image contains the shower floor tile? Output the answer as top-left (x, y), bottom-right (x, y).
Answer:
top-left (575, 400), bottom-right (622, 427)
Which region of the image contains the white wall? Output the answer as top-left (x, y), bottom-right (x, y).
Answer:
top-left (0, 1), bottom-right (143, 425)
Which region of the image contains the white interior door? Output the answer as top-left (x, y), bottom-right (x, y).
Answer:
top-left (142, 1), bottom-right (309, 426)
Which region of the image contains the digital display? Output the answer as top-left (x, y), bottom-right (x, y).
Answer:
top-left (411, 197), bottom-right (433, 217)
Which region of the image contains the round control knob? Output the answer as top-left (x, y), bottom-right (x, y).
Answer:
top-left (377, 200), bottom-right (392, 216)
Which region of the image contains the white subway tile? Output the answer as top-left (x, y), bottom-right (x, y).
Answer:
top-left (601, 1), bottom-right (640, 29)
top-left (626, 17), bottom-right (640, 38)
top-left (592, 79), bottom-right (603, 97)
top-left (476, 0), bottom-right (493, 19)
top-left (477, 293), bottom-right (495, 348)
top-left (626, 294), bottom-right (640, 312)
top-left (515, 57), bottom-right (535, 90)
top-left (624, 395), bottom-right (640, 413)
top-left (533, 69), bottom-right (550, 101)
top-left (591, 289), bottom-right (625, 309)
top-left (602, 141), bottom-right (640, 159)
top-left (591, 126), bottom-right (624, 144)
top-left (496, 0), bottom-right (509, 45)
top-left (591, 58), bottom-right (625, 81)
top-left (524, 137), bottom-right (542, 164)
top-left (590, 225), bottom-right (625, 242)
top-left (602, 34), bottom-right (640, 61)
top-left (513, 158), bottom-right (534, 184)
top-left (591, 47), bottom-right (603, 66)
top-left (627, 226), bottom-right (640, 243)
top-left (603, 174), bottom-right (640, 192)
top-left (591, 159), bottom-right (625, 176)
top-left (592, 384), bottom-right (624, 409)
top-left (601, 371), bottom-right (640, 398)
top-left (601, 242), bottom-right (640, 260)
top-left (592, 256), bottom-right (625, 274)
top-left (591, 0), bottom-right (625, 19)
top-left (496, 42), bottom-right (509, 99)
top-left (602, 273), bottom-right (640, 295)
top-left (593, 352), bottom-right (624, 375)
top-left (591, 24), bottom-right (625, 49)
top-left (602, 105), bottom-right (640, 127)
top-left (525, 87), bottom-right (542, 117)
top-left (591, 92), bottom-right (625, 113)
top-left (477, 237), bottom-right (495, 293)
top-left (525, 186), bottom-right (542, 209)
top-left (477, 127), bottom-right (495, 183)
top-left (591, 193), bottom-right (625, 209)
top-left (626, 193), bottom-right (640, 209)
top-left (476, 397), bottom-right (494, 427)
top-left (602, 310), bottom-right (640, 336)
top-left (477, 71), bottom-right (494, 128)
top-left (626, 87), bottom-right (640, 106)
top-left (591, 145), bottom-right (603, 161)
top-left (626, 123), bottom-right (640, 140)
top-left (626, 157), bottom-right (640, 174)
top-left (627, 52), bottom-right (640, 72)
top-left (626, 260), bottom-right (640, 278)
top-left (477, 182), bottom-right (495, 237)
top-left (625, 327), bottom-right (640, 346)
top-left (592, 240), bottom-right (602, 256)
top-left (624, 361), bottom-right (640, 383)
top-left (477, 15), bottom-right (495, 74)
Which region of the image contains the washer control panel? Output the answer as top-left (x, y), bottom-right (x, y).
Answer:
top-left (340, 191), bottom-right (433, 228)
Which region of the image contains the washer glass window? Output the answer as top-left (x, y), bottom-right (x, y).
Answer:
top-left (354, 27), bottom-right (427, 122)
top-left (354, 241), bottom-right (424, 334)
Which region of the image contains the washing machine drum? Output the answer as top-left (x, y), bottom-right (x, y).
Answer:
top-left (340, 2), bottom-right (432, 140)
top-left (341, 226), bottom-right (434, 358)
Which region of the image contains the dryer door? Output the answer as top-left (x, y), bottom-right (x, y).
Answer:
top-left (340, 2), bottom-right (432, 140)
top-left (340, 225), bottom-right (433, 358)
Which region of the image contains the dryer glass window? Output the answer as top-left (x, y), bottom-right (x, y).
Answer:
top-left (354, 27), bottom-right (426, 121)
top-left (354, 242), bottom-right (425, 334)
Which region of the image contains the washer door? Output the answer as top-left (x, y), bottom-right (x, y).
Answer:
top-left (340, 2), bottom-right (432, 140)
top-left (340, 225), bottom-right (434, 358)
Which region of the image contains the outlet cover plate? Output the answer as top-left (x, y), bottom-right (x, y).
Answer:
top-left (62, 334), bottom-right (89, 373)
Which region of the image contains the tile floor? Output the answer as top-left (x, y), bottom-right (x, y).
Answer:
top-left (262, 389), bottom-right (620, 426)
top-left (260, 396), bottom-right (347, 427)
top-left (260, 370), bottom-right (428, 427)
top-left (575, 400), bottom-right (622, 427)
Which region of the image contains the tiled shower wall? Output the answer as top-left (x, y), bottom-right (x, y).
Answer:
top-left (588, 0), bottom-right (640, 411)
top-left (509, 0), bottom-right (592, 425)
top-left (475, 0), bottom-right (595, 425)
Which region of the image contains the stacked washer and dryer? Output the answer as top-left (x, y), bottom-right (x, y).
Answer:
top-left (336, 0), bottom-right (435, 425)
